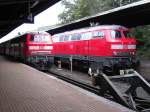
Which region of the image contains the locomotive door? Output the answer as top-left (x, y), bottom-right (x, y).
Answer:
top-left (81, 32), bottom-right (91, 56)
top-left (88, 31), bottom-right (106, 56)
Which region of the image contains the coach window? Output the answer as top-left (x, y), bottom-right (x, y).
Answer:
top-left (92, 31), bottom-right (104, 38)
top-left (111, 30), bottom-right (121, 38)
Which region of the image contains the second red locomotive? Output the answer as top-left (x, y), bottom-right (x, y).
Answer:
top-left (0, 31), bottom-right (53, 70)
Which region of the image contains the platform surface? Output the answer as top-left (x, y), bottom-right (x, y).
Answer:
top-left (0, 56), bottom-right (133, 112)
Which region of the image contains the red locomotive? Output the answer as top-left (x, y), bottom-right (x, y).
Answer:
top-left (51, 25), bottom-right (139, 74)
top-left (0, 31), bottom-right (54, 70)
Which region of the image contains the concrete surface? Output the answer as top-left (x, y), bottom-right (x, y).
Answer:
top-left (0, 56), bottom-right (133, 112)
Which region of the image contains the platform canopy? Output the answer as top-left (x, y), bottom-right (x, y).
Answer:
top-left (0, 0), bottom-right (61, 37)
top-left (47, 0), bottom-right (150, 35)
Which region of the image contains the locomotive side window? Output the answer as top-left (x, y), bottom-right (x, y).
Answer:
top-left (59, 36), bottom-right (64, 42)
top-left (92, 31), bottom-right (104, 38)
top-left (76, 34), bottom-right (81, 40)
top-left (53, 36), bottom-right (59, 42)
top-left (71, 34), bottom-right (81, 41)
top-left (64, 35), bottom-right (70, 41)
top-left (123, 31), bottom-right (133, 38)
top-left (111, 30), bottom-right (121, 38)
top-left (71, 35), bottom-right (76, 41)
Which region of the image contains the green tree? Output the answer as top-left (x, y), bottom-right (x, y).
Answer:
top-left (132, 25), bottom-right (150, 59)
top-left (112, 0), bottom-right (140, 7)
top-left (58, 0), bottom-right (115, 24)
top-left (58, 0), bottom-right (141, 24)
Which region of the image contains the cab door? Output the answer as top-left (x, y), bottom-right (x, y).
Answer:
top-left (88, 30), bottom-right (106, 56)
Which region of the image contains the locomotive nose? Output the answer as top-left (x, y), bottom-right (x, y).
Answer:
top-left (111, 44), bottom-right (136, 56)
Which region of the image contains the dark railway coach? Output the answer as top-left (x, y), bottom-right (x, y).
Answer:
top-left (51, 25), bottom-right (139, 75)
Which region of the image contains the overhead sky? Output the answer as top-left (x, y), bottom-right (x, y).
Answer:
top-left (34, 1), bottom-right (64, 27)
top-left (0, 1), bottom-right (64, 43)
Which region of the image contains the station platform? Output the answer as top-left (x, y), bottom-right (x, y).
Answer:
top-left (0, 56), bottom-right (133, 112)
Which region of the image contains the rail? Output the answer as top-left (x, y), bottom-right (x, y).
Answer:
top-left (48, 70), bottom-right (100, 95)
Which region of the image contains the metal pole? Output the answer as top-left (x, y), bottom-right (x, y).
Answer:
top-left (70, 56), bottom-right (72, 72)
top-left (57, 60), bottom-right (62, 70)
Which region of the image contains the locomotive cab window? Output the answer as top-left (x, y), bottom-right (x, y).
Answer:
top-left (123, 31), bottom-right (133, 38)
top-left (92, 31), bottom-right (104, 38)
top-left (30, 34), bottom-right (51, 43)
top-left (111, 30), bottom-right (121, 38)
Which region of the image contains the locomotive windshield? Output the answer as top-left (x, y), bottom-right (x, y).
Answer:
top-left (30, 34), bottom-right (51, 42)
top-left (123, 31), bottom-right (133, 38)
top-left (111, 30), bottom-right (121, 38)
top-left (111, 30), bottom-right (133, 38)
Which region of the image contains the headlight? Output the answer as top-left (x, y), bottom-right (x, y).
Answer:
top-left (128, 45), bottom-right (136, 49)
top-left (111, 44), bottom-right (123, 49)
top-left (43, 46), bottom-right (53, 50)
top-left (111, 44), bottom-right (136, 49)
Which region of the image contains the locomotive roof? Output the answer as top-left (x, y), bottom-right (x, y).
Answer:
top-left (53, 25), bottom-right (128, 36)
top-left (4, 31), bottom-right (50, 42)
top-left (16, 31), bottom-right (50, 38)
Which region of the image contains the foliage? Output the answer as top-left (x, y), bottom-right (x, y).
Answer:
top-left (58, 0), bottom-right (141, 24)
top-left (58, 0), bottom-right (115, 24)
top-left (132, 26), bottom-right (150, 59)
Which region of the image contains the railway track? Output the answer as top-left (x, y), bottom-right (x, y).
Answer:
top-left (48, 70), bottom-right (100, 95)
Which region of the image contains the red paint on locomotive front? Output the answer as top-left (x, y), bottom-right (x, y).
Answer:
top-left (26, 34), bottom-right (53, 57)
